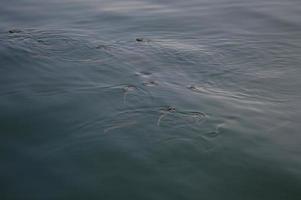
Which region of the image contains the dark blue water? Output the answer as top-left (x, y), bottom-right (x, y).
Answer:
top-left (1, 0), bottom-right (301, 199)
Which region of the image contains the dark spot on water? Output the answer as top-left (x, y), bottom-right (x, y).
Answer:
top-left (187, 85), bottom-right (197, 90)
top-left (167, 106), bottom-right (176, 112)
top-left (143, 80), bottom-right (158, 87)
top-left (96, 44), bottom-right (109, 50)
top-left (136, 38), bottom-right (151, 42)
top-left (8, 29), bottom-right (22, 34)
top-left (157, 106), bottom-right (176, 126)
top-left (37, 39), bottom-right (47, 44)
top-left (160, 106), bottom-right (176, 113)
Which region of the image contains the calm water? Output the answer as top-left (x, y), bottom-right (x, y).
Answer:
top-left (1, 0), bottom-right (301, 199)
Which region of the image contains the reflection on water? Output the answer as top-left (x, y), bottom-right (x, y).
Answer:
top-left (1, 0), bottom-right (301, 199)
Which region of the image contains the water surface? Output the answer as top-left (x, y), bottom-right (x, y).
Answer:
top-left (1, 0), bottom-right (301, 199)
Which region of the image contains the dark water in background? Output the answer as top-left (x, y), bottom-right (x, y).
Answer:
top-left (1, 0), bottom-right (301, 199)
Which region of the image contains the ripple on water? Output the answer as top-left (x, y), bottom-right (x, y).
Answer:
top-left (157, 106), bottom-right (207, 127)
top-left (186, 83), bottom-right (286, 103)
top-left (3, 28), bottom-right (109, 63)
top-left (1, 28), bottom-right (232, 160)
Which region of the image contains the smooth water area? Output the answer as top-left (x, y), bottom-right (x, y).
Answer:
top-left (1, 0), bottom-right (301, 199)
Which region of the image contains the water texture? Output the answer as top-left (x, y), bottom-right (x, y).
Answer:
top-left (1, 0), bottom-right (301, 199)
